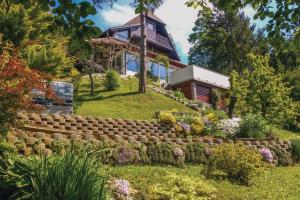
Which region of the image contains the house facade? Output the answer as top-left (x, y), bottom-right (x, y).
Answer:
top-left (96, 11), bottom-right (187, 81)
top-left (95, 12), bottom-right (230, 106)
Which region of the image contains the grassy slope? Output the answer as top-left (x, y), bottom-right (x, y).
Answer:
top-left (272, 127), bottom-right (300, 140)
top-left (74, 77), bottom-right (195, 120)
top-left (106, 165), bottom-right (300, 200)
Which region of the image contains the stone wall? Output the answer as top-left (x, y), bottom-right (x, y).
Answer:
top-left (9, 112), bottom-right (291, 156)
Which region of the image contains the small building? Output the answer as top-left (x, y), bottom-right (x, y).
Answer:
top-left (169, 66), bottom-right (230, 106)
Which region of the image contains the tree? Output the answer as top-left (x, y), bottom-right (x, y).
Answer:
top-left (188, 7), bottom-right (255, 74)
top-left (0, 39), bottom-right (45, 136)
top-left (186, 0), bottom-right (300, 40)
top-left (229, 54), bottom-right (298, 125)
top-left (133, 0), bottom-right (164, 93)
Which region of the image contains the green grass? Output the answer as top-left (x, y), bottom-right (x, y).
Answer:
top-left (74, 76), bottom-right (195, 120)
top-left (105, 165), bottom-right (300, 200)
top-left (272, 127), bottom-right (300, 140)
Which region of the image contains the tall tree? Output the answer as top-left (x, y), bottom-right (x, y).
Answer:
top-left (133, 0), bottom-right (163, 93)
top-left (188, 7), bottom-right (255, 74)
top-left (229, 54), bottom-right (297, 125)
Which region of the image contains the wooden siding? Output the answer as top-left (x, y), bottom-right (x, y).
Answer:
top-left (196, 84), bottom-right (211, 104)
top-left (173, 82), bottom-right (192, 99)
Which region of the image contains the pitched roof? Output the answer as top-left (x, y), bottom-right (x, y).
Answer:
top-left (123, 12), bottom-right (166, 26)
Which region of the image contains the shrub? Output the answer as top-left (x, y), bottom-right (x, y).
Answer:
top-left (217, 118), bottom-right (240, 138)
top-left (185, 143), bottom-right (207, 164)
top-left (172, 147), bottom-right (185, 165)
top-left (178, 122), bottom-right (191, 135)
top-left (269, 146), bottom-right (293, 166)
top-left (103, 70), bottom-right (121, 91)
top-left (204, 108), bottom-right (228, 121)
top-left (158, 111), bottom-right (176, 125)
top-left (146, 143), bottom-right (176, 165)
top-left (147, 173), bottom-right (216, 200)
top-left (205, 113), bottom-right (218, 123)
top-left (191, 117), bottom-right (204, 135)
top-left (237, 114), bottom-right (269, 139)
top-left (173, 89), bottom-right (187, 101)
top-left (205, 143), bottom-right (265, 185)
top-left (113, 146), bottom-right (139, 165)
top-left (0, 148), bottom-right (109, 200)
top-left (291, 139), bottom-right (300, 162)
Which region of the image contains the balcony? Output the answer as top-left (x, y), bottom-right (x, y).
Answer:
top-left (131, 28), bottom-right (173, 50)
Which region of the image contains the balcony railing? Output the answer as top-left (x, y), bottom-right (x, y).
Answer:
top-left (132, 28), bottom-right (173, 50)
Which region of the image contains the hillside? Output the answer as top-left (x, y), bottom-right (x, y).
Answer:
top-left (74, 76), bottom-right (195, 120)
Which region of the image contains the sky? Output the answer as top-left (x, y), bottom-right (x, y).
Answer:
top-left (90, 0), bottom-right (267, 64)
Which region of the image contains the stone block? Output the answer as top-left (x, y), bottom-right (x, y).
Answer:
top-left (34, 132), bottom-right (45, 139)
top-left (43, 138), bottom-right (53, 146)
top-left (52, 133), bottom-right (63, 140)
top-left (26, 137), bottom-right (37, 145)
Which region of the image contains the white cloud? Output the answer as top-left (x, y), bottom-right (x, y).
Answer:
top-left (100, 1), bottom-right (198, 63)
top-left (100, 4), bottom-right (135, 27)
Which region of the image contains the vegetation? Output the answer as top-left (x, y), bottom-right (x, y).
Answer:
top-left (291, 139), bottom-right (300, 163)
top-left (108, 165), bottom-right (300, 200)
top-left (74, 77), bottom-right (195, 120)
top-left (237, 114), bottom-right (269, 139)
top-left (0, 147), bottom-right (109, 200)
top-left (103, 70), bottom-right (121, 91)
top-left (204, 143), bottom-right (266, 185)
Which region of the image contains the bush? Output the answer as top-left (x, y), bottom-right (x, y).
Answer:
top-left (113, 146), bottom-right (139, 165)
top-left (146, 143), bottom-right (176, 165)
top-left (173, 89), bottom-right (187, 101)
top-left (204, 108), bottom-right (228, 121)
top-left (237, 114), bottom-right (269, 139)
top-left (191, 117), bottom-right (204, 135)
top-left (185, 143), bottom-right (207, 164)
top-left (205, 143), bottom-right (265, 185)
top-left (103, 70), bottom-right (121, 91)
top-left (268, 146), bottom-right (293, 166)
top-left (147, 173), bottom-right (216, 200)
top-left (0, 148), bottom-right (109, 200)
top-left (291, 139), bottom-right (300, 162)
top-left (217, 118), bottom-right (240, 138)
top-left (158, 111), bottom-right (176, 125)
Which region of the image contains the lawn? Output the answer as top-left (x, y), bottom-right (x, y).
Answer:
top-left (272, 127), bottom-right (300, 140)
top-left (106, 165), bottom-right (300, 200)
top-left (74, 76), bottom-right (195, 120)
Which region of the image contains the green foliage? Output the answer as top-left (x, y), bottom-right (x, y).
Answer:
top-left (268, 146), bottom-right (293, 166)
top-left (173, 89), bottom-right (187, 101)
top-left (184, 143), bottom-right (207, 164)
top-left (147, 173), bottom-right (216, 200)
top-left (205, 143), bottom-right (265, 185)
top-left (204, 108), bottom-right (228, 121)
top-left (237, 114), bottom-right (268, 139)
top-left (230, 54), bottom-right (298, 125)
top-left (188, 5), bottom-right (255, 74)
top-left (103, 70), bottom-right (121, 91)
top-left (146, 143), bottom-right (176, 165)
top-left (0, 148), bottom-right (109, 200)
top-left (291, 139), bottom-right (300, 163)
top-left (158, 111), bottom-right (176, 125)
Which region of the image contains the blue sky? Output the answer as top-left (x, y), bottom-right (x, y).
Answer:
top-left (89, 0), bottom-right (268, 64)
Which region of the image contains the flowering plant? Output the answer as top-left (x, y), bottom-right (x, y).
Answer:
top-left (259, 148), bottom-right (273, 163)
top-left (217, 119), bottom-right (240, 138)
top-left (180, 122), bottom-right (191, 134)
top-left (111, 179), bottom-right (132, 200)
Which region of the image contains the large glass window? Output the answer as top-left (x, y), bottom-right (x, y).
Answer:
top-left (115, 30), bottom-right (129, 41)
top-left (126, 53), bottom-right (139, 73)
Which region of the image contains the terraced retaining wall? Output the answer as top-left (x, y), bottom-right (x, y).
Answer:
top-left (9, 112), bottom-right (292, 156)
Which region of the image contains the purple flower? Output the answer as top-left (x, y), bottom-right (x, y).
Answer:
top-left (113, 179), bottom-right (131, 199)
top-left (260, 148), bottom-right (273, 163)
top-left (181, 122), bottom-right (191, 133)
top-left (117, 147), bottom-right (134, 164)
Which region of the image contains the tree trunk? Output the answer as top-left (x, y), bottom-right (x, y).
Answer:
top-left (88, 72), bottom-right (94, 96)
top-left (139, 11), bottom-right (147, 93)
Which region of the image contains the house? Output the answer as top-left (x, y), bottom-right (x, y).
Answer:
top-left (93, 10), bottom-right (187, 81)
top-left (94, 11), bottom-right (230, 106)
top-left (169, 65), bottom-right (230, 106)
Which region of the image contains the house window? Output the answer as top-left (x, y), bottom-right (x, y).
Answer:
top-left (115, 30), bottom-right (129, 41)
top-left (126, 52), bottom-right (139, 73)
top-left (147, 22), bottom-right (155, 30)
